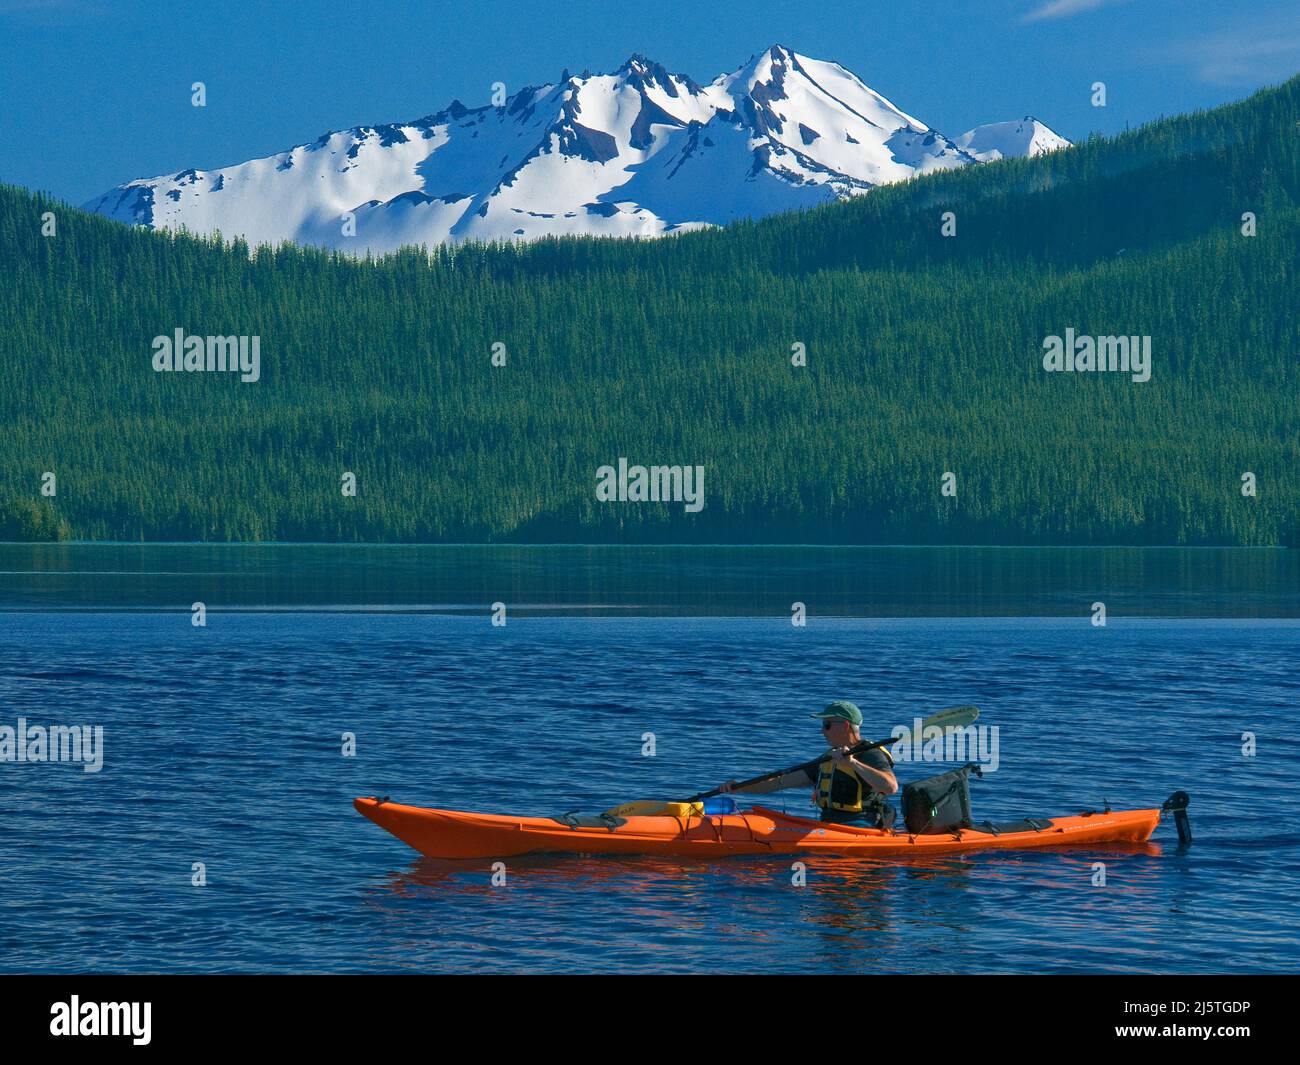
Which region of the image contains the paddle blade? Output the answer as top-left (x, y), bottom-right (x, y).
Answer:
top-left (604, 800), bottom-right (704, 818)
top-left (917, 705), bottom-right (980, 732)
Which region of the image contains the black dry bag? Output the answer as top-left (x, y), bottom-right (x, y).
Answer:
top-left (901, 763), bottom-right (982, 834)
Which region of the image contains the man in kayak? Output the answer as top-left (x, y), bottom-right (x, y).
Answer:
top-left (718, 700), bottom-right (899, 828)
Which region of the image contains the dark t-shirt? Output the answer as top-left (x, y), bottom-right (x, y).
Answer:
top-left (804, 747), bottom-right (893, 825)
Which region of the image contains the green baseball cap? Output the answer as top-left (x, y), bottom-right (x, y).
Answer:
top-left (810, 700), bottom-right (863, 726)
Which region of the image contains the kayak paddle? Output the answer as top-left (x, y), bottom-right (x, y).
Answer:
top-left (685, 704), bottom-right (980, 802)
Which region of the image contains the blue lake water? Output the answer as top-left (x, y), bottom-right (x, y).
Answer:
top-left (2, 553), bottom-right (1298, 973)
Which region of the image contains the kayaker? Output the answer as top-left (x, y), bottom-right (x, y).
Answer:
top-left (717, 700), bottom-right (899, 828)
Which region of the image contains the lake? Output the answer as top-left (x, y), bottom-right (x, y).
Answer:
top-left (1, 545), bottom-right (1296, 973)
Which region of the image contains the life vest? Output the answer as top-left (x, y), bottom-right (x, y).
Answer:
top-left (814, 746), bottom-right (895, 814)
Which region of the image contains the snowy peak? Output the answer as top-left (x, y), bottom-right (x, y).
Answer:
top-left (729, 44), bottom-right (925, 133)
top-left (718, 46), bottom-right (975, 191)
top-left (85, 48), bottom-right (1071, 254)
top-left (618, 53), bottom-right (704, 100)
top-left (955, 116), bottom-right (1070, 162)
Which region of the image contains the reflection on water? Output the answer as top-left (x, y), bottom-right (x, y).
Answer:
top-left (2, 543), bottom-right (1297, 616)
top-left (360, 842), bottom-right (1177, 973)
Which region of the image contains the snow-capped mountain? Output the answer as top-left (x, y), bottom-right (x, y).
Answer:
top-left (953, 116), bottom-right (1069, 162)
top-left (85, 46), bottom-right (1069, 254)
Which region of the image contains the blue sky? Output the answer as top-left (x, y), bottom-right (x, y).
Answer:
top-left (3, 0), bottom-right (1298, 204)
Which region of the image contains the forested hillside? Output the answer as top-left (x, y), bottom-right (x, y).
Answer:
top-left (2, 76), bottom-right (1298, 543)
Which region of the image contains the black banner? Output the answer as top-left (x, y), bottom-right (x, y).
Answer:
top-left (0, 974), bottom-right (1288, 1052)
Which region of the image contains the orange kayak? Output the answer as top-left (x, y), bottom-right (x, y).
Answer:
top-left (354, 796), bottom-right (1165, 861)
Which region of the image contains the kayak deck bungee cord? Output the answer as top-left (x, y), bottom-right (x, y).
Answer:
top-left (354, 793), bottom-right (1189, 861)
